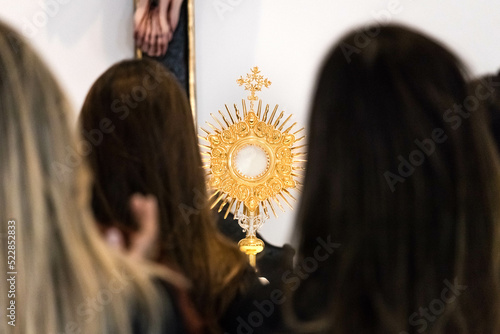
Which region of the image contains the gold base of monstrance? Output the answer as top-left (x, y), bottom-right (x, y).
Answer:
top-left (199, 67), bottom-right (306, 267)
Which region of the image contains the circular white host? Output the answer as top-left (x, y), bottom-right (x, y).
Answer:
top-left (234, 145), bottom-right (269, 178)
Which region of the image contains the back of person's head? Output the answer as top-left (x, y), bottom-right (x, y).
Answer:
top-left (79, 59), bottom-right (249, 329)
top-left (292, 24), bottom-right (500, 333)
top-left (0, 21), bottom-right (170, 334)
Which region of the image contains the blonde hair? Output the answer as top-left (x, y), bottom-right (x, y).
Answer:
top-left (0, 21), bottom-right (178, 334)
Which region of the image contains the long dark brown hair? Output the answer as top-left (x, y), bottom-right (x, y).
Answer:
top-left (79, 59), bottom-right (249, 331)
top-left (292, 25), bottom-right (500, 333)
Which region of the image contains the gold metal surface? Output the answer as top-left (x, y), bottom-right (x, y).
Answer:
top-left (200, 67), bottom-right (306, 267)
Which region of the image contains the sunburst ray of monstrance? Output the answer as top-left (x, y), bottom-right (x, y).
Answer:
top-left (199, 67), bottom-right (306, 268)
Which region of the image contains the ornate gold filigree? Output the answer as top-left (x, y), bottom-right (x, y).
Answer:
top-left (200, 67), bottom-right (306, 267)
top-left (236, 66), bottom-right (272, 110)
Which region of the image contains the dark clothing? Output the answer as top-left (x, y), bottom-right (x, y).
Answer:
top-left (133, 278), bottom-right (207, 334)
top-left (219, 266), bottom-right (287, 334)
top-left (216, 212), bottom-right (295, 286)
top-left (146, 1), bottom-right (189, 93)
top-left (132, 279), bottom-right (184, 334)
top-left (216, 212), bottom-right (295, 333)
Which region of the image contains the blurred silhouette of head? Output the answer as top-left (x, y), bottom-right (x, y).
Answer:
top-left (293, 24), bottom-right (500, 333)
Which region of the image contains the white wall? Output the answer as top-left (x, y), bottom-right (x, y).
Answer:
top-left (195, 0), bottom-right (500, 246)
top-left (3, 1), bottom-right (500, 247)
top-left (0, 0), bottom-right (134, 114)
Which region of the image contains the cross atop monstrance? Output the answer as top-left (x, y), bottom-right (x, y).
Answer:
top-left (200, 67), bottom-right (306, 268)
top-left (237, 66), bottom-right (272, 110)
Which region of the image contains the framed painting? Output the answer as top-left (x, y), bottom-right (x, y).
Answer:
top-left (134, 0), bottom-right (197, 121)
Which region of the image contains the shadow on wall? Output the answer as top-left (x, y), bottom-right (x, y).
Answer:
top-left (23, 0), bottom-right (133, 60)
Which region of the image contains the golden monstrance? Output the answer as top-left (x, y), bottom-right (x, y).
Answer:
top-left (199, 67), bottom-right (306, 267)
